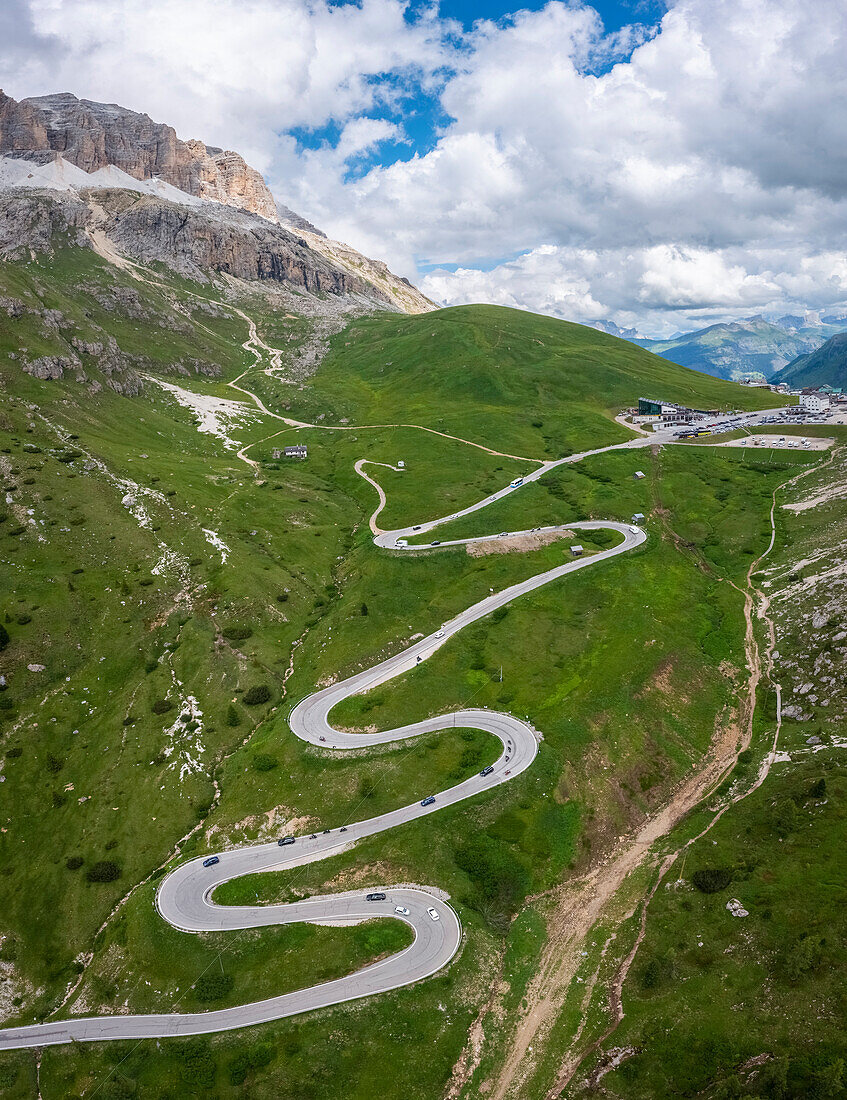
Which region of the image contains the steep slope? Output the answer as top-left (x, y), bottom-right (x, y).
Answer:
top-left (774, 331), bottom-right (847, 388)
top-left (276, 203), bottom-right (434, 314)
top-left (0, 188), bottom-right (392, 308)
top-left (0, 89), bottom-right (434, 314)
top-left (638, 315), bottom-right (837, 380)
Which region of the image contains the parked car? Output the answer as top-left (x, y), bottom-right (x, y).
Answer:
top-left (202, 856), bottom-right (220, 868)
top-left (366, 892), bottom-right (387, 902)
top-left (278, 836), bottom-right (296, 846)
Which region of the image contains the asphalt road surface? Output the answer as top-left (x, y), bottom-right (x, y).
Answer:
top-left (0, 464), bottom-right (646, 1050)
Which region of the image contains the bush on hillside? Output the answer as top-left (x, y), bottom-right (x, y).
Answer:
top-left (66, 856), bottom-right (84, 870)
top-left (691, 868), bottom-right (733, 894)
top-left (227, 1042), bottom-right (275, 1086)
top-left (86, 860), bottom-right (121, 883)
top-left (151, 698), bottom-right (175, 715)
top-left (222, 625), bottom-right (253, 641)
top-left (0, 623), bottom-right (8, 650)
top-left (242, 685), bottom-right (271, 706)
top-left (225, 704), bottom-right (241, 727)
top-left (194, 973), bottom-right (234, 1002)
top-left (252, 753), bottom-right (277, 772)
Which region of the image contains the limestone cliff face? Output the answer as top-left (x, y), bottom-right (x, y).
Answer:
top-left (0, 89), bottom-right (436, 314)
top-left (0, 91), bottom-right (279, 223)
top-left (97, 191), bottom-right (386, 297)
top-left (0, 188), bottom-right (392, 306)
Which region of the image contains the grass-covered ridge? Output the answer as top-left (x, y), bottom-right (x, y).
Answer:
top-left (286, 305), bottom-right (783, 457)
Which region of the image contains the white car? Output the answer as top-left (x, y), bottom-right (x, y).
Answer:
top-left (434, 630), bottom-right (445, 638)
top-left (629, 525), bottom-right (641, 534)
top-left (394, 905), bottom-right (410, 916)
top-left (427, 907), bottom-right (440, 921)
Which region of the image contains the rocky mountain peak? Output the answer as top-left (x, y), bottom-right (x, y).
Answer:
top-left (0, 89), bottom-right (279, 223)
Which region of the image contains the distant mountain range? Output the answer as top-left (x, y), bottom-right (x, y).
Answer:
top-left (774, 332), bottom-right (847, 389)
top-left (590, 312), bottom-right (847, 382)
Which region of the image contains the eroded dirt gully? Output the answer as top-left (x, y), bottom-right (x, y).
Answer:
top-left (457, 456), bottom-right (824, 1100)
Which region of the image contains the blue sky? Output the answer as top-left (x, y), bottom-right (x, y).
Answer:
top-left (431, 0), bottom-right (665, 33)
top-left (294, 0), bottom-right (667, 178)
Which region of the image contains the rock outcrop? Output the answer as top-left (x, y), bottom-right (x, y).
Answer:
top-left (0, 89), bottom-right (436, 314)
top-left (0, 90), bottom-right (278, 223)
top-left (0, 188), bottom-right (392, 305)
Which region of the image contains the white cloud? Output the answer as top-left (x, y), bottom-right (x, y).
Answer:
top-left (4, 0), bottom-right (847, 334)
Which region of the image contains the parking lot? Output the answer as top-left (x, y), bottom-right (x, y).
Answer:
top-left (716, 434), bottom-right (833, 451)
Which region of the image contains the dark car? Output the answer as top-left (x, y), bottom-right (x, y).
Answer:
top-left (479, 765), bottom-right (495, 777)
top-left (202, 856), bottom-right (220, 868)
top-left (421, 795), bottom-right (436, 807)
top-left (430, 540), bottom-right (441, 546)
top-left (278, 836), bottom-right (296, 846)
top-left (366, 892), bottom-right (387, 902)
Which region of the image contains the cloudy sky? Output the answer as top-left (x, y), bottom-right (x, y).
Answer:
top-left (3, 0), bottom-right (847, 336)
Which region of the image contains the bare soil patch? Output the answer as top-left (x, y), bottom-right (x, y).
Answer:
top-left (467, 530), bottom-right (575, 557)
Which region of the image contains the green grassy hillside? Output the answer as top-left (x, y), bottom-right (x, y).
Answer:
top-left (0, 247), bottom-right (828, 1100)
top-left (283, 305), bottom-right (782, 457)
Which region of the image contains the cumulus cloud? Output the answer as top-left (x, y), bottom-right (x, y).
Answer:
top-left (3, 0), bottom-right (847, 334)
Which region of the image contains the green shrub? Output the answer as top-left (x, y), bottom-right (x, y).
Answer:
top-left (242, 684), bottom-right (271, 705)
top-left (66, 856), bottom-right (84, 870)
top-left (252, 753), bottom-right (278, 772)
top-left (225, 704), bottom-right (241, 727)
top-left (227, 1042), bottom-right (274, 1085)
top-left (691, 868), bottom-right (733, 894)
top-left (222, 625), bottom-right (253, 641)
top-left (151, 698), bottom-right (174, 715)
top-left (86, 860), bottom-right (121, 883)
top-left (193, 972), bottom-right (234, 1002)
top-left (46, 753), bottom-right (63, 774)
top-left (0, 623), bottom-right (8, 650)
top-left (0, 938), bottom-right (19, 962)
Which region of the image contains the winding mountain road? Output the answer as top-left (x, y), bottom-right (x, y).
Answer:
top-left (0, 454), bottom-right (645, 1050)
